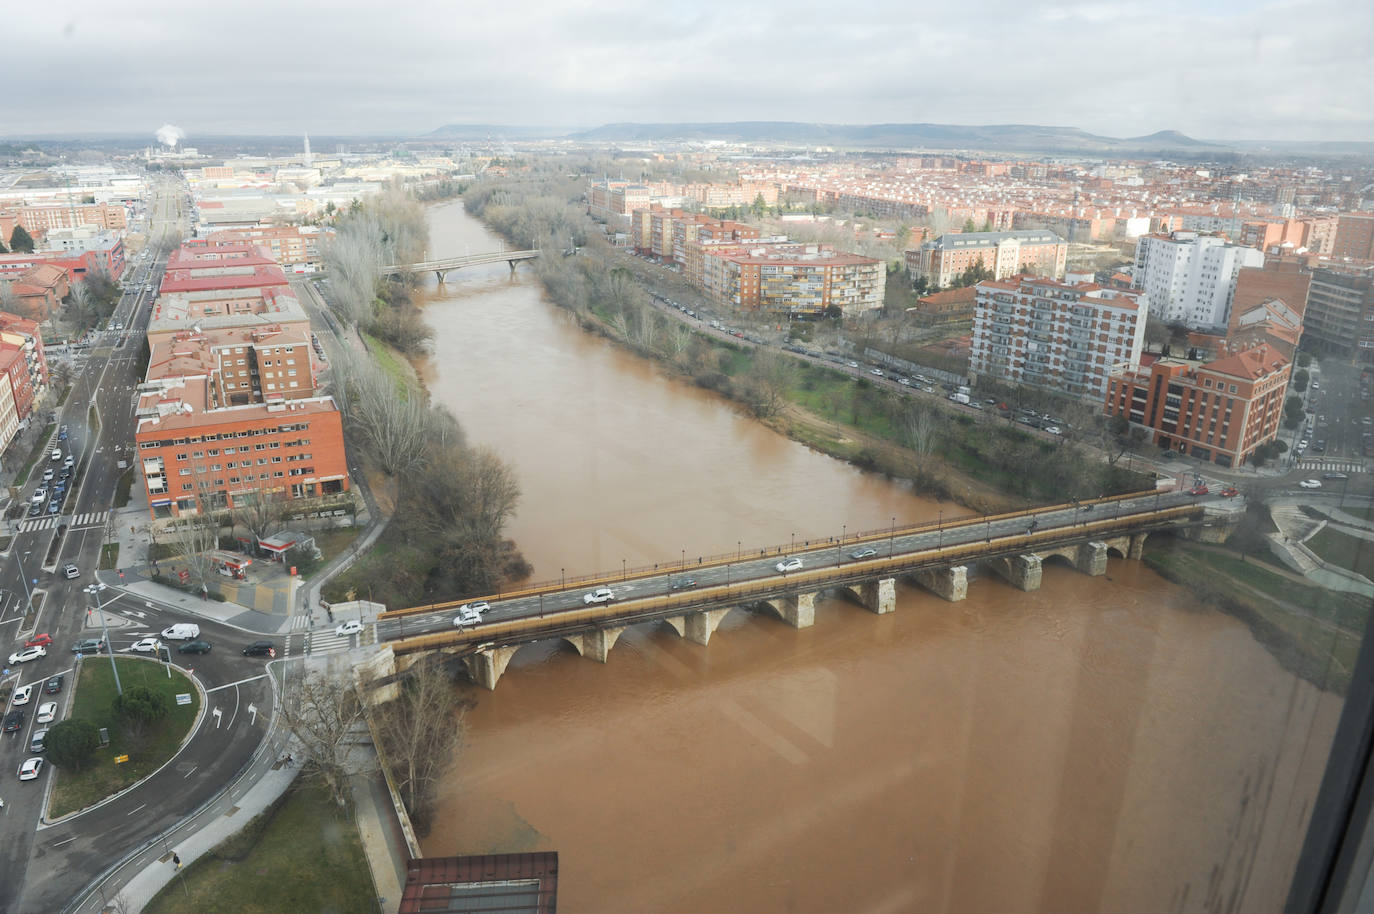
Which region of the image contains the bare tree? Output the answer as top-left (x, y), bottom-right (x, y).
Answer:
top-left (902, 400), bottom-right (942, 458)
top-left (334, 358), bottom-right (435, 476)
top-left (739, 349), bottom-right (796, 419)
top-left (277, 672), bottom-right (377, 808)
top-left (370, 658), bottom-right (467, 834)
top-left (415, 445), bottom-right (520, 545)
top-left (161, 511), bottom-right (219, 594)
top-left (231, 477), bottom-right (290, 549)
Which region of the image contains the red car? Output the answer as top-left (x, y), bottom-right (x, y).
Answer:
top-left (24, 633), bottom-right (53, 649)
top-left (1220, 486), bottom-right (1239, 498)
top-left (1189, 485), bottom-right (1209, 496)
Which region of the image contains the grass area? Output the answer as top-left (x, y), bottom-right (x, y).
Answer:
top-left (88, 404), bottom-right (100, 434)
top-left (114, 466), bottom-right (135, 509)
top-left (1145, 543), bottom-right (1366, 693)
top-left (49, 658), bottom-right (201, 818)
top-left (143, 783), bottom-right (375, 914)
top-left (362, 331), bottom-right (416, 395)
top-left (0, 536), bottom-right (10, 552)
top-left (1306, 527), bottom-right (1374, 581)
top-left (56, 386), bottom-right (70, 407)
top-left (1337, 504), bottom-right (1374, 522)
top-left (100, 542), bottom-right (120, 570)
top-left (313, 526), bottom-right (362, 564)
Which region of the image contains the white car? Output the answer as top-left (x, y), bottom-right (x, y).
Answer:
top-left (11, 685), bottom-right (33, 706)
top-left (50, 449), bottom-right (61, 462)
top-left (63, 563), bottom-right (80, 580)
top-left (35, 702), bottom-right (56, 725)
top-left (453, 602), bottom-right (488, 627)
top-left (8, 646), bottom-right (46, 665)
top-left (129, 638), bottom-right (163, 654)
top-left (335, 620), bottom-right (364, 637)
top-left (775, 557), bottom-right (803, 573)
top-left (18, 758), bottom-right (43, 781)
top-left (583, 588), bottom-right (615, 605)
top-left (1298, 479), bottom-right (1322, 489)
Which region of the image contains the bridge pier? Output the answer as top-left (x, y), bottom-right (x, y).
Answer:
top-left (463, 645), bottom-right (520, 691)
top-left (858, 577), bottom-right (897, 614)
top-left (760, 593), bottom-right (816, 628)
top-left (685, 608), bottom-right (732, 646)
top-left (435, 270), bottom-right (448, 282)
top-left (1128, 531), bottom-right (1148, 559)
top-left (1075, 541), bottom-right (1109, 576)
top-left (911, 565), bottom-right (967, 602)
top-left (993, 554), bottom-right (1042, 591)
top-left (564, 626), bottom-right (627, 663)
top-left (508, 260), bottom-right (518, 273)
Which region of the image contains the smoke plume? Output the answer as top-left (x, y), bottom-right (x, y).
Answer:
top-left (156, 124), bottom-right (186, 148)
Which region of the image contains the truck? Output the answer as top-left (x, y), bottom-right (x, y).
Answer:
top-left (948, 392), bottom-right (971, 405)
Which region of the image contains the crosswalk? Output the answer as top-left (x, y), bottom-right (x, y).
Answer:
top-left (19, 510), bottom-right (108, 532)
top-left (1295, 460), bottom-right (1365, 473)
top-left (304, 626), bottom-right (373, 655)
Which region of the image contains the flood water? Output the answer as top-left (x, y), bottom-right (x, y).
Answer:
top-left (414, 200), bottom-right (1345, 912)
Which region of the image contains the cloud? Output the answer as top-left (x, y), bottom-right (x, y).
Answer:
top-left (0, 0), bottom-right (1368, 141)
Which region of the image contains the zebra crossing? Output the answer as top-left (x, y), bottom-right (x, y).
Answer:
top-left (304, 625), bottom-right (373, 655)
top-left (1296, 460), bottom-right (1365, 473)
top-left (19, 510), bottom-right (108, 532)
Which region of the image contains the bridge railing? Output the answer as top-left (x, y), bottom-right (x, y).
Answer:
top-left (383, 494), bottom-right (1192, 624)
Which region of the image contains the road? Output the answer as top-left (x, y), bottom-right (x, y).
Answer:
top-left (0, 174), bottom-right (282, 912)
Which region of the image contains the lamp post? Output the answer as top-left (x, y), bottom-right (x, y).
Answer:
top-left (84, 583), bottom-right (122, 696)
top-left (621, 558), bottom-right (626, 581)
top-left (889, 516), bottom-right (896, 556)
top-left (737, 540), bottom-right (741, 561)
top-left (790, 532), bottom-right (795, 553)
top-left (938, 510), bottom-right (943, 548)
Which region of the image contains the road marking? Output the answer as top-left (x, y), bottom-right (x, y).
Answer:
top-left (183, 765), bottom-right (197, 779)
top-left (226, 684), bottom-right (240, 730)
top-left (212, 707), bottom-right (223, 728)
top-left (126, 804), bottom-right (145, 816)
top-left (205, 674), bottom-right (267, 693)
top-left (248, 703), bottom-right (258, 726)
top-left (51, 836), bottom-right (76, 847)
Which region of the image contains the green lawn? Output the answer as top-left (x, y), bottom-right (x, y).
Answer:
top-left (49, 658), bottom-right (201, 818)
top-left (362, 332), bottom-right (417, 396)
top-left (1145, 545), bottom-right (1366, 693)
top-left (100, 542), bottom-right (120, 570)
top-left (1306, 527), bottom-right (1374, 582)
top-left (143, 783), bottom-right (376, 914)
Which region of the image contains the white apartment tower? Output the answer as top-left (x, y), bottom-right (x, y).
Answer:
top-left (1132, 231), bottom-right (1264, 330)
top-left (971, 277), bottom-right (1148, 401)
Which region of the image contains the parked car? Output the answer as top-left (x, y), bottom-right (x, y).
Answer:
top-left (8, 646), bottom-right (46, 665)
top-left (583, 587), bottom-right (616, 605)
top-left (335, 620), bottom-right (364, 637)
top-left (43, 675), bottom-right (63, 695)
top-left (849, 547), bottom-right (878, 560)
top-left (18, 757), bottom-right (44, 781)
top-left (4, 709), bottom-right (24, 732)
top-left (177, 640), bottom-right (212, 655)
top-left (30, 728), bottom-right (48, 754)
top-left (1298, 479), bottom-right (1323, 489)
top-left (775, 557), bottom-right (803, 573)
top-left (35, 702), bottom-right (56, 725)
top-left (12, 685), bottom-right (33, 706)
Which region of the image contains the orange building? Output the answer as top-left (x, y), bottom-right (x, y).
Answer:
top-left (1104, 344), bottom-right (1291, 467)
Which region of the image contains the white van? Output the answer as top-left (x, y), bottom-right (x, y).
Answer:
top-left (161, 623), bottom-right (201, 641)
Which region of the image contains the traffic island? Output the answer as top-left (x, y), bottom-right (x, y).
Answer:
top-left (46, 656), bottom-right (202, 819)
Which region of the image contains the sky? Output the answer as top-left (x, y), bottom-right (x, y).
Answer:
top-left (4, 0), bottom-right (1372, 142)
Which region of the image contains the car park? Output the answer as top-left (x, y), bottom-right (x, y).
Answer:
top-left (71, 639), bottom-right (104, 655)
top-left (62, 563), bottom-right (80, 580)
top-left (12, 685), bottom-right (33, 706)
top-left (30, 729), bottom-right (47, 753)
top-left (43, 675), bottom-right (63, 694)
top-left (8, 646), bottom-right (46, 664)
top-left (775, 557), bottom-right (803, 573)
top-left (177, 640), bottom-right (212, 654)
top-left (849, 547), bottom-right (878, 560)
top-left (35, 702), bottom-right (56, 725)
top-left (335, 620), bottom-right (364, 637)
top-left (129, 638), bottom-right (162, 653)
top-left (242, 640), bottom-right (275, 657)
top-left (25, 634), bottom-right (52, 649)
top-left (18, 757), bottom-right (43, 781)
top-left (583, 587), bottom-right (615, 604)
top-left (4, 710), bottom-right (24, 732)
top-left (1299, 479), bottom-right (1322, 489)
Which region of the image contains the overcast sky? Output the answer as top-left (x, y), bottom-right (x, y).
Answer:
top-left (5, 0), bottom-right (1371, 142)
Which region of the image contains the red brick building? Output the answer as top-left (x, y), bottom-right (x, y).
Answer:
top-left (1332, 212), bottom-right (1374, 261)
top-left (0, 311), bottom-right (48, 417)
top-left (1104, 344), bottom-right (1291, 467)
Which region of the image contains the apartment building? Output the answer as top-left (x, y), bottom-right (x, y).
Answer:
top-left (1332, 212), bottom-right (1374, 262)
top-left (907, 230), bottom-right (1067, 288)
top-left (204, 226), bottom-right (325, 272)
top-left (1104, 344), bottom-right (1291, 467)
top-left (0, 202), bottom-right (127, 238)
top-left (702, 244), bottom-right (884, 317)
top-left (1303, 266), bottom-right (1374, 364)
top-left (0, 311), bottom-right (50, 415)
top-left (587, 180), bottom-right (652, 220)
top-left (970, 277), bottom-right (1147, 400)
top-left (1132, 231), bottom-right (1264, 329)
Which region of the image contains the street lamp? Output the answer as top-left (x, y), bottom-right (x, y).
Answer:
top-left (889, 516), bottom-right (896, 556)
top-left (938, 510), bottom-right (943, 548)
top-left (622, 558), bottom-right (626, 581)
top-left (84, 583), bottom-right (123, 696)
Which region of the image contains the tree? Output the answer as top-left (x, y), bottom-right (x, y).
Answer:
top-left (8, 225), bottom-right (34, 253)
top-left (1292, 368), bottom-right (1309, 393)
top-left (371, 658), bottom-right (467, 834)
top-left (1297, 351), bottom-right (1312, 369)
top-left (0, 235), bottom-right (7, 254)
top-left (231, 477), bottom-right (290, 549)
top-left (738, 350), bottom-right (796, 419)
top-left (46, 719), bottom-right (101, 771)
top-left (962, 218), bottom-right (977, 233)
top-left (277, 671), bottom-right (377, 808)
top-left (334, 358), bottom-right (439, 477)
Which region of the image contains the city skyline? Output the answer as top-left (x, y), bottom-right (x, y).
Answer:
top-left (5, 0), bottom-right (1370, 142)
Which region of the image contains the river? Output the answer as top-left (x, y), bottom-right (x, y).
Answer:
top-left (413, 200), bottom-right (1344, 913)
